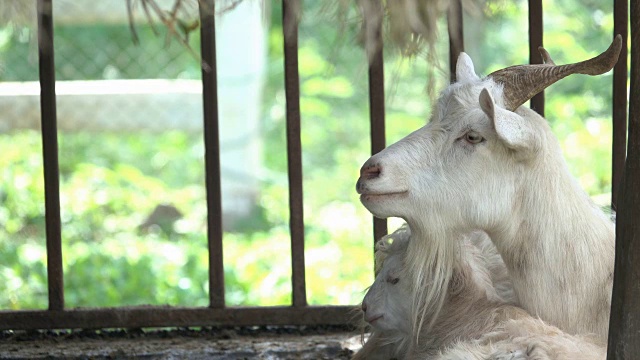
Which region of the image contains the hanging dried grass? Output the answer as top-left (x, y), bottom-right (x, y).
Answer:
top-left (125, 0), bottom-right (203, 69)
top-left (0, 0), bottom-right (482, 70)
top-left (124, 0), bottom-right (483, 63)
top-left (373, 0), bottom-right (482, 60)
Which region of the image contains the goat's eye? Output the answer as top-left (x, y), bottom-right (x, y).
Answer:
top-left (387, 276), bottom-right (400, 285)
top-left (465, 132), bottom-right (484, 144)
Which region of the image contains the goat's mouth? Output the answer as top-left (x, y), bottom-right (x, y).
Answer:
top-left (359, 191), bottom-right (408, 201)
top-left (365, 314), bottom-right (383, 324)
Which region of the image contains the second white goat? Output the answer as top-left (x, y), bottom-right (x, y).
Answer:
top-left (353, 227), bottom-right (605, 359)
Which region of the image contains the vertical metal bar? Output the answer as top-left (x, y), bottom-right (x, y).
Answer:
top-left (367, 0), bottom-right (387, 244)
top-left (447, 0), bottom-right (464, 82)
top-left (37, 0), bottom-right (64, 312)
top-left (608, 2), bottom-right (639, 357)
top-left (282, 0), bottom-right (307, 308)
top-left (199, 0), bottom-right (225, 309)
top-left (611, 0), bottom-right (628, 210)
top-left (528, 0), bottom-right (544, 115)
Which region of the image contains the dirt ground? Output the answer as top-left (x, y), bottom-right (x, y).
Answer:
top-left (0, 326), bottom-right (363, 359)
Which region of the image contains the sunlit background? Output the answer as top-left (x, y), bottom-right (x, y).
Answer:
top-left (0, 0), bottom-right (628, 310)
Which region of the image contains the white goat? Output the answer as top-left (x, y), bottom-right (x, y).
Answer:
top-left (355, 36), bottom-right (621, 341)
top-left (353, 227), bottom-right (605, 359)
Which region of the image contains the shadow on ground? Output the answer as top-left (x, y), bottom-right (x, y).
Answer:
top-left (0, 326), bottom-right (362, 359)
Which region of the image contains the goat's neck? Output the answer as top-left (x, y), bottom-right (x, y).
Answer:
top-left (485, 144), bottom-right (614, 337)
top-left (489, 152), bottom-right (614, 276)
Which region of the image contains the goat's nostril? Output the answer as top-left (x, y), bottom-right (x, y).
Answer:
top-left (361, 165), bottom-right (381, 179)
top-left (361, 302), bottom-right (367, 312)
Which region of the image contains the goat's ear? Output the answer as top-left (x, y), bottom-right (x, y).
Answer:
top-left (456, 53), bottom-right (480, 83)
top-left (479, 87), bottom-right (496, 118)
top-left (479, 88), bottom-right (539, 157)
top-left (375, 237), bottom-right (392, 252)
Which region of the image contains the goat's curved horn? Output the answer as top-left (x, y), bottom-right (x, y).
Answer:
top-left (538, 47), bottom-right (556, 65)
top-left (488, 34), bottom-right (623, 111)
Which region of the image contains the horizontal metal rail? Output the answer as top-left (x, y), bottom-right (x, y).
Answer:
top-left (0, 306), bottom-right (354, 330)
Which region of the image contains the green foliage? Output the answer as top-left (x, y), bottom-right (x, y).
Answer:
top-left (0, 0), bottom-right (626, 310)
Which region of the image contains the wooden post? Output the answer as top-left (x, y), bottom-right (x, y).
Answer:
top-left (607, 2), bottom-right (639, 358)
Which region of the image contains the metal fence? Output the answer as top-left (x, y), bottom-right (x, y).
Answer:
top-left (0, 2), bottom-right (638, 351)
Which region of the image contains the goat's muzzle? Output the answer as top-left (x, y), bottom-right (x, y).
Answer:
top-left (360, 164), bottom-right (381, 179)
top-left (356, 164), bottom-right (382, 194)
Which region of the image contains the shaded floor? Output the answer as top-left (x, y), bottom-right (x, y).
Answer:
top-left (0, 327), bottom-right (362, 359)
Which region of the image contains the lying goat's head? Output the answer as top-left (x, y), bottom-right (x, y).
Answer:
top-left (361, 231), bottom-right (412, 333)
top-left (356, 36), bottom-right (622, 231)
top-left (361, 228), bottom-right (505, 338)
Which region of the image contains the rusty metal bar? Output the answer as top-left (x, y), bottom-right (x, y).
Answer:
top-left (611, 0), bottom-right (628, 210)
top-left (367, 0), bottom-right (388, 244)
top-left (365, 0), bottom-right (388, 244)
top-left (0, 306), bottom-right (354, 330)
top-left (37, 0), bottom-right (64, 312)
top-left (607, 2), bottom-right (639, 358)
top-left (528, 0), bottom-right (544, 115)
top-left (282, 0), bottom-right (307, 308)
top-left (199, 0), bottom-right (225, 309)
top-left (447, 0), bottom-right (464, 82)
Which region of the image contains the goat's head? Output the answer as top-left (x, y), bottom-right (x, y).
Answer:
top-left (361, 227), bottom-right (506, 339)
top-left (356, 36), bottom-right (622, 232)
top-left (361, 230), bottom-right (412, 333)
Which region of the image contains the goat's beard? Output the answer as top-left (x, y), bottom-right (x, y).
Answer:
top-left (402, 219), bottom-right (459, 351)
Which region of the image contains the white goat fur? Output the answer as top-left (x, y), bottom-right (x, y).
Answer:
top-left (356, 52), bottom-right (615, 340)
top-left (353, 227), bottom-right (605, 359)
